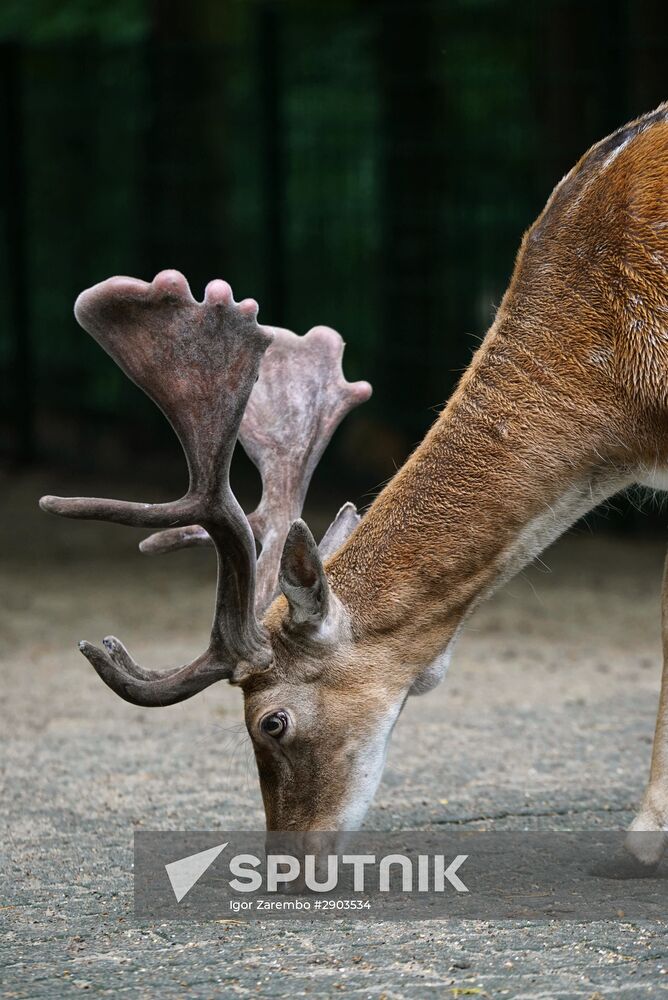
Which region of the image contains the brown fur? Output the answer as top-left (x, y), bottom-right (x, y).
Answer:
top-left (247, 106), bottom-right (668, 838)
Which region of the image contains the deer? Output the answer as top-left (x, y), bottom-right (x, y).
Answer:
top-left (41, 105), bottom-right (668, 867)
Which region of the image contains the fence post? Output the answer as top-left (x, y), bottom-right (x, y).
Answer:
top-left (257, 1), bottom-right (286, 323)
top-left (2, 42), bottom-right (34, 464)
top-left (375, 0), bottom-right (449, 438)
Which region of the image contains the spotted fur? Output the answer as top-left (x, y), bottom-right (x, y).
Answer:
top-left (246, 107), bottom-right (668, 840)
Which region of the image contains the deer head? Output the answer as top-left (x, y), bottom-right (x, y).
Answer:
top-left (40, 269), bottom-right (400, 831)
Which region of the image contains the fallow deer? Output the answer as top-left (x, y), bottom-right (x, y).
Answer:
top-left (41, 105), bottom-right (668, 865)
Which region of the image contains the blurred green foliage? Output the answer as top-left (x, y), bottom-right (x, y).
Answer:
top-left (0, 0), bottom-right (149, 43)
top-left (1, 0), bottom-right (667, 531)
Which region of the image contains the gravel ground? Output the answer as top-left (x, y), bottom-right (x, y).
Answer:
top-left (2, 472), bottom-right (668, 997)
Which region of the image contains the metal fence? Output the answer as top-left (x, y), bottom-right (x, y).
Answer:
top-left (1, 0), bottom-right (666, 502)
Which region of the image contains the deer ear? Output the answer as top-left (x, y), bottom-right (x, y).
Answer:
top-left (279, 520), bottom-right (330, 627)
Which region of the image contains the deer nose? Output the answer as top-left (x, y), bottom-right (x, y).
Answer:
top-left (264, 831), bottom-right (343, 894)
top-left (264, 832), bottom-right (306, 894)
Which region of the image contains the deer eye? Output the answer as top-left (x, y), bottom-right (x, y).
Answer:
top-left (261, 711), bottom-right (289, 738)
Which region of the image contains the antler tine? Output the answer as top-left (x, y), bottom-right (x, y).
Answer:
top-left (142, 325), bottom-right (372, 612)
top-left (139, 524), bottom-right (212, 555)
top-left (140, 500), bottom-right (362, 562)
top-left (39, 270), bottom-right (274, 706)
top-left (241, 326), bottom-right (371, 610)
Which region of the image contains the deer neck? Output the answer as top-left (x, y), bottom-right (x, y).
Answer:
top-left (327, 315), bottom-right (635, 687)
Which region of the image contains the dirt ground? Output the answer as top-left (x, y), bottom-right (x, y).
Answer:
top-left (2, 471), bottom-right (668, 997)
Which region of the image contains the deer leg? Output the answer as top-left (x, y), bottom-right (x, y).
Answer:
top-left (625, 550), bottom-right (668, 867)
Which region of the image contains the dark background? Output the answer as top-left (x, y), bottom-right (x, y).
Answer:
top-left (1, 0), bottom-right (666, 530)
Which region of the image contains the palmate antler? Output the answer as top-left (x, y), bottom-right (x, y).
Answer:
top-left (141, 325), bottom-right (371, 609)
top-left (40, 270), bottom-right (371, 707)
